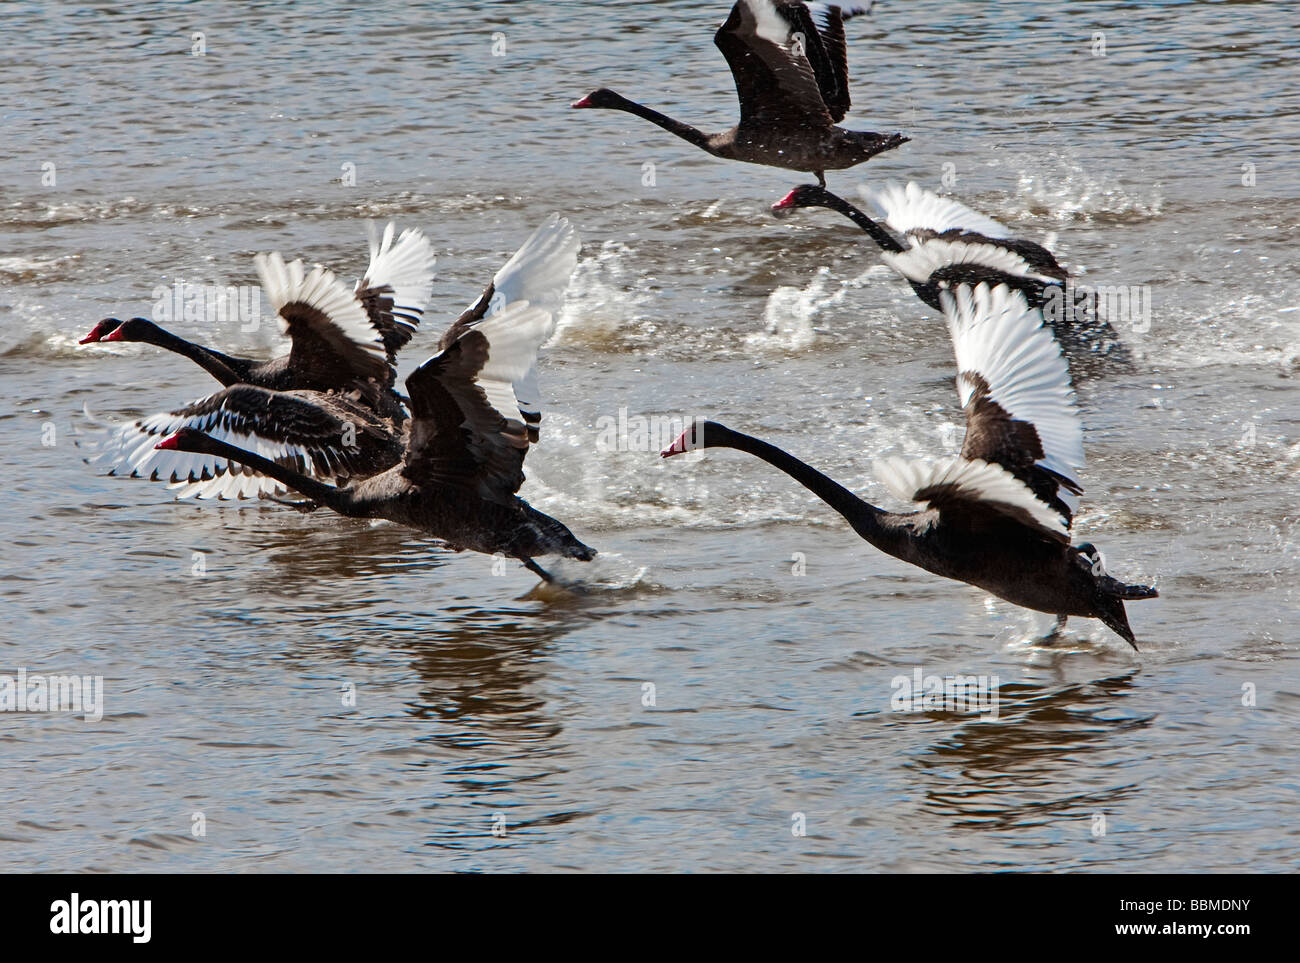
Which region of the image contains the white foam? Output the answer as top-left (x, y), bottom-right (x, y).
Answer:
top-left (552, 241), bottom-right (654, 346)
top-left (1010, 151), bottom-right (1164, 221)
top-left (748, 267), bottom-right (846, 352)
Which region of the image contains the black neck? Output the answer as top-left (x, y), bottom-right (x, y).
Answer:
top-left (710, 426), bottom-right (893, 546)
top-left (136, 322), bottom-right (248, 386)
top-left (189, 435), bottom-right (357, 514)
top-left (608, 93), bottom-right (712, 151)
top-left (815, 190), bottom-right (905, 253)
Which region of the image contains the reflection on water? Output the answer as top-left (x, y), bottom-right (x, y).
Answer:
top-left (913, 673), bottom-right (1150, 830)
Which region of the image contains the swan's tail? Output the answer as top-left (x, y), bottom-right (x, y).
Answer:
top-left (850, 131), bottom-right (910, 163)
top-left (1102, 576), bottom-right (1159, 601)
top-left (1094, 578), bottom-right (1157, 651)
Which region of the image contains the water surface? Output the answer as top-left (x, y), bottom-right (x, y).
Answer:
top-left (1, 0), bottom-right (1297, 871)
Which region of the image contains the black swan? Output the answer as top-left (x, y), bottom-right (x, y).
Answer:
top-left (155, 298), bottom-right (596, 582)
top-left (87, 215), bottom-right (580, 499)
top-left (662, 282), bottom-right (1156, 647)
top-left (572, 1), bottom-right (906, 186)
top-left (81, 222), bottom-right (437, 421)
top-left (771, 180), bottom-right (1130, 366)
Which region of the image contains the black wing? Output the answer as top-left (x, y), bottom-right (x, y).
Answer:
top-left (715, 0), bottom-right (834, 127)
top-left (86, 386), bottom-right (396, 499)
top-left (795, 2), bottom-right (871, 123)
top-left (403, 302), bottom-right (553, 503)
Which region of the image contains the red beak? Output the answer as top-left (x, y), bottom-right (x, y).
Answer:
top-left (155, 433), bottom-right (182, 451)
top-left (771, 189), bottom-right (799, 216)
top-left (103, 327), bottom-right (126, 342)
top-left (78, 332), bottom-right (100, 345)
top-left (571, 94), bottom-right (594, 109)
top-left (661, 428), bottom-right (692, 458)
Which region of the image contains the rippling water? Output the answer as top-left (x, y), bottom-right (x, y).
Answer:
top-left (1, 0), bottom-right (1297, 872)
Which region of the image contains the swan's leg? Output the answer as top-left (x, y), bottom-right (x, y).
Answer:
top-left (1037, 614), bottom-right (1070, 646)
top-left (522, 558), bottom-right (554, 583)
top-left (815, 169), bottom-right (826, 188)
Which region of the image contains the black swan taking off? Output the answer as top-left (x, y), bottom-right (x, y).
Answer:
top-left (771, 180), bottom-right (1130, 367)
top-left (86, 216), bottom-right (579, 499)
top-left (662, 282), bottom-right (1156, 647)
top-left (82, 222), bottom-right (438, 421)
top-left (155, 292), bottom-right (595, 583)
top-left (572, 0), bottom-right (907, 186)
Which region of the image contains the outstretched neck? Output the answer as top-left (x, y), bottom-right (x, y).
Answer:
top-left (137, 323), bottom-right (249, 386)
top-left (817, 192), bottom-right (905, 253)
top-left (607, 93), bottom-right (713, 151)
top-left (711, 427), bottom-right (893, 546)
top-left (187, 436), bottom-right (357, 515)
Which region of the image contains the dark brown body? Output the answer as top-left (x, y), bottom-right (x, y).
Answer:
top-left (669, 423), bottom-right (1155, 648)
top-left (709, 123), bottom-right (907, 177)
top-left (873, 509), bottom-right (1135, 633)
top-left (340, 469), bottom-right (595, 561)
top-left (158, 430), bottom-right (596, 569)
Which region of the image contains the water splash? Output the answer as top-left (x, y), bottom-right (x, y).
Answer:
top-left (1011, 150), bottom-right (1164, 222)
top-left (746, 267), bottom-right (847, 352)
top-left (552, 240), bottom-right (654, 347)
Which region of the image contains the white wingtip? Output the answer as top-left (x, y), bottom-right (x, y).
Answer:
top-left (484, 215), bottom-right (581, 437)
top-left (490, 214), bottom-right (581, 319)
top-left (361, 221), bottom-right (437, 323)
top-left (880, 236), bottom-right (1052, 284)
top-left (873, 455), bottom-right (1069, 538)
top-left (255, 250), bottom-right (386, 360)
top-left (81, 398), bottom-right (338, 501)
top-left (860, 181), bottom-right (1011, 239)
top-left (941, 283), bottom-right (1084, 490)
top-left (467, 302), bottom-right (553, 433)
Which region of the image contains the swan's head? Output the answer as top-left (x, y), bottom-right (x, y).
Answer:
top-left (661, 419), bottom-right (728, 458)
top-left (79, 318), bottom-right (124, 344)
top-left (571, 88), bottom-right (623, 110)
top-left (155, 427), bottom-right (215, 454)
top-left (101, 316), bottom-right (157, 342)
top-left (771, 184), bottom-right (831, 219)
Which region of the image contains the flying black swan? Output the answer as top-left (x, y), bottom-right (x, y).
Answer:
top-left (156, 294), bottom-right (595, 582)
top-left (771, 180), bottom-right (1131, 368)
top-left (86, 216), bottom-right (579, 499)
top-left (662, 281), bottom-right (1156, 647)
top-left (82, 222), bottom-right (437, 421)
top-left (572, 1), bottom-right (906, 186)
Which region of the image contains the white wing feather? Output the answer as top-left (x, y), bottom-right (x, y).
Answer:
top-left (873, 455), bottom-right (1069, 538)
top-left (943, 283), bottom-right (1084, 513)
top-left (861, 180), bottom-right (1011, 239)
top-left (359, 222), bottom-right (437, 327)
top-left (478, 214), bottom-right (580, 436)
top-left (881, 237), bottom-right (1052, 284)
top-left (256, 251), bottom-right (386, 363)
